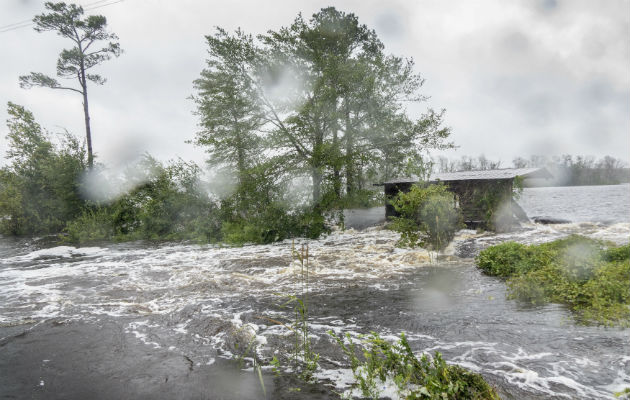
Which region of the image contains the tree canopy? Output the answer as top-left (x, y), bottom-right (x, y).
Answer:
top-left (193, 7), bottom-right (453, 215)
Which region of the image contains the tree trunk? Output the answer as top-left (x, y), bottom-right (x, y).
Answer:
top-left (311, 167), bottom-right (322, 207)
top-left (312, 125), bottom-right (324, 207)
top-left (235, 127), bottom-right (246, 184)
top-left (332, 130), bottom-right (341, 199)
top-left (331, 100), bottom-right (341, 200)
top-left (79, 56), bottom-right (93, 169)
top-left (344, 101), bottom-right (355, 196)
top-left (83, 89), bottom-right (93, 168)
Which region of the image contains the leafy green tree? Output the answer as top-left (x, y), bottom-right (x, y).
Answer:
top-left (0, 102), bottom-right (87, 235)
top-left (194, 7), bottom-right (453, 220)
top-left (192, 28), bottom-right (263, 187)
top-left (259, 8), bottom-right (453, 206)
top-left (19, 1), bottom-right (122, 168)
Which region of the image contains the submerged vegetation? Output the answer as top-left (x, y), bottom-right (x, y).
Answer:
top-left (280, 242), bottom-right (320, 382)
top-left (330, 331), bottom-right (500, 399)
top-left (476, 235), bottom-right (630, 326)
top-left (389, 184), bottom-right (462, 250)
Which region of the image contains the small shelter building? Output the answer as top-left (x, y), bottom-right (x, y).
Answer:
top-left (378, 168), bottom-right (552, 231)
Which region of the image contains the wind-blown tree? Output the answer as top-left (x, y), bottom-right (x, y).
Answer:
top-left (194, 7), bottom-right (453, 212)
top-left (192, 28), bottom-right (265, 204)
top-left (258, 8), bottom-right (453, 206)
top-left (19, 1), bottom-right (122, 168)
top-left (0, 102), bottom-right (87, 235)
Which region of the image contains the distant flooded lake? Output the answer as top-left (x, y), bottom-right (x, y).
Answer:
top-left (1, 184), bottom-right (629, 399)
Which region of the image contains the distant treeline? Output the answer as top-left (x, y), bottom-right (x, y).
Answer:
top-left (513, 155), bottom-right (630, 186)
top-left (434, 154), bottom-right (629, 186)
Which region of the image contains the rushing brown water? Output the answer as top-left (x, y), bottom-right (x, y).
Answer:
top-left (1, 185), bottom-right (629, 399)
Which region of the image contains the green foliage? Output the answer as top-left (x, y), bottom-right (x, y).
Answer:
top-left (192, 27), bottom-right (263, 183)
top-left (63, 156), bottom-right (224, 244)
top-left (7, 7), bottom-right (456, 246)
top-left (60, 154), bottom-right (327, 245)
top-left (193, 7), bottom-right (453, 212)
top-left (219, 207), bottom-right (327, 246)
top-left (329, 331), bottom-right (499, 399)
top-left (64, 207), bottom-right (114, 243)
top-left (420, 194), bottom-right (462, 252)
top-left (602, 243), bottom-right (630, 262)
top-left (475, 242), bottom-right (550, 277)
top-left (289, 243), bottom-right (319, 381)
top-left (390, 184), bottom-right (462, 250)
top-left (0, 102), bottom-right (87, 235)
top-left (475, 235), bottom-right (630, 326)
top-left (471, 181), bottom-right (513, 231)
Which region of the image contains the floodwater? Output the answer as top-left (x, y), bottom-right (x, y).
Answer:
top-left (0, 185), bottom-right (629, 399)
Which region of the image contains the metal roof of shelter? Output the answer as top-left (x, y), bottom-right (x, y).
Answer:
top-left (379, 168), bottom-right (552, 185)
top-left (431, 167), bottom-right (552, 181)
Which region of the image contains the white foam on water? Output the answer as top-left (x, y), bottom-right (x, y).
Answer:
top-left (1, 219), bottom-right (628, 399)
top-left (4, 246), bottom-right (106, 262)
top-left (126, 320), bottom-right (163, 349)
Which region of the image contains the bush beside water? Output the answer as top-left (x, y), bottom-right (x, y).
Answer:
top-left (330, 331), bottom-right (500, 400)
top-left (476, 235), bottom-right (630, 326)
top-left (0, 103), bottom-right (328, 246)
top-left (389, 184), bottom-right (463, 250)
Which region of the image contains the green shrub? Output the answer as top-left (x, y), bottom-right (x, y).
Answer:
top-left (602, 243), bottom-right (630, 262)
top-left (475, 235), bottom-right (604, 278)
top-left (420, 193), bottom-right (462, 252)
top-left (1, 105), bottom-right (327, 245)
top-left (477, 236), bottom-right (630, 326)
top-left (219, 207), bottom-right (328, 246)
top-left (390, 184), bottom-right (462, 249)
top-left (63, 207), bottom-right (114, 243)
top-left (330, 331), bottom-right (500, 400)
top-left (476, 242), bottom-right (533, 277)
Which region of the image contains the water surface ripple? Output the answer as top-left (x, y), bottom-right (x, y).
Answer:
top-left (1, 185), bottom-right (628, 399)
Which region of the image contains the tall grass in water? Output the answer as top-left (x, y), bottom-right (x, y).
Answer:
top-left (288, 240), bottom-right (319, 381)
top-left (254, 240), bottom-right (320, 385)
top-left (231, 241), bottom-right (318, 396)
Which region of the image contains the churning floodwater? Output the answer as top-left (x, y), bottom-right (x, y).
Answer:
top-left (1, 184), bottom-right (629, 399)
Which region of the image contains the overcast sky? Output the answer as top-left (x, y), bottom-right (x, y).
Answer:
top-left (1, 0), bottom-right (629, 169)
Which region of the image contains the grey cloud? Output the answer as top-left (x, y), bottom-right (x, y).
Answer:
top-left (1, 0), bottom-right (628, 169)
top-left (375, 10), bottom-right (405, 39)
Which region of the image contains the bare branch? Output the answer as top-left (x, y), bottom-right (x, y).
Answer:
top-left (19, 72), bottom-right (83, 94)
